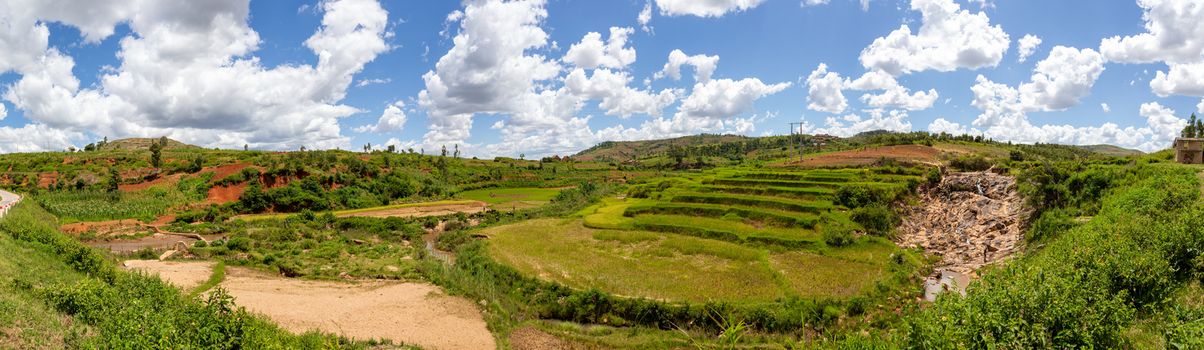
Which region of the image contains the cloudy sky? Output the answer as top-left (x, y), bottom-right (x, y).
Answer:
top-left (0, 0), bottom-right (1201, 156)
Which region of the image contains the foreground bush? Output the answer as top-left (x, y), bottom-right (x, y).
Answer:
top-left (903, 165), bottom-right (1204, 348)
top-left (0, 202), bottom-right (363, 349)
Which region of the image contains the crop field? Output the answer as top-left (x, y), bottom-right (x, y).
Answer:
top-left (456, 187), bottom-right (563, 210)
top-left (484, 218), bottom-right (893, 302)
top-left (485, 167), bottom-right (922, 303)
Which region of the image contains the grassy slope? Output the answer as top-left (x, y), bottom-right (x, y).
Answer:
top-left (0, 201), bottom-right (372, 349)
top-left (0, 229), bottom-right (88, 349)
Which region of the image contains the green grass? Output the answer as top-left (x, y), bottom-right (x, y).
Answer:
top-left (484, 218), bottom-right (895, 303)
top-left (35, 188), bottom-right (187, 223)
top-left (631, 214), bottom-right (822, 245)
top-left (0, 225), bottom-right (89, 348)
top-left (624, 202), bottom-right (820, 228)
top-left (579, 197), bottom-right (647, 229)
top-left (688, 184), bottom-right (835, 199)
top-left (767, 251), bottom-right (885, 298)
top-left (457, 187), bottom-right (563, 210)
top-left (187, 261), bottom-right (226, 298)
top-left (668, 191), bottom-right (837, 213)
top-left (0, 201), bottom-right (367, 348)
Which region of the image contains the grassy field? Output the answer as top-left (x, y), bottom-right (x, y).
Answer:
top-left (483, 166), bottom-right (920, 306)
top-left (457, 187), bottom-right (563, 210)
top-left (484, 218), bottom-right (895, 303)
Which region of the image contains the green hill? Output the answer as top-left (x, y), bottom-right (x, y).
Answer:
top-left (572, 134), bottom-right (751, 162)
top-left (97, 137), bottom-right (199, 151)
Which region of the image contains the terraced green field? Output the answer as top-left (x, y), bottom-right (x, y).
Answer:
top-left (486, 167), bottom-right (923, 303)
top-left (484, 218), bottom-right (894, 302)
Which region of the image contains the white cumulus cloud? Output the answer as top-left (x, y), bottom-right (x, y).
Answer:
top-left (564, 27), bottom-right (637, 69)
top-left (0, 0), bottom-right (391, 151)
top-left (354, 101), bottom-right (408, 133)
top-left (859, 0), bottom-right (1010, 75)
top-left (655, 49), bottom-right (720, 82)
top-left (805, 64), bottom-right (848, 114)
top-left (1017, 34), bottom-right (1042, 63)
top-left (654, 0), bottom-right (766, 17)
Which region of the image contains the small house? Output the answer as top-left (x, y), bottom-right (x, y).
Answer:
top-left (1174, 138), bottom-right (1204, 164)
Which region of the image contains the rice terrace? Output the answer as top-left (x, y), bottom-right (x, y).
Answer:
top-left (1, 0), bottom-right (1204, 349)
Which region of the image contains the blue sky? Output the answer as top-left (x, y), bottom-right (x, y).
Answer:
top-left (0, 0), bottom-right (1201, 156)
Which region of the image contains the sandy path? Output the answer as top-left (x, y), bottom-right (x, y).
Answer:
top-left (123, 260), bottom-right (495, 350)
top-left (123, 260), bottom-right (215, 290)
top-left (339, 202), bottom-right (488, 219)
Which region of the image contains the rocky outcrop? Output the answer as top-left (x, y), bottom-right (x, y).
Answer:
top-left (897, 170), bottom-right (1028, 300)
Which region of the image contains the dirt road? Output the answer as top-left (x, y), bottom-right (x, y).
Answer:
top-left (124, 260), bottom-right (495, 350)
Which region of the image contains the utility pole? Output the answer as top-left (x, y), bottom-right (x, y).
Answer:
top-left (789, 122), bottom-right (807, 163)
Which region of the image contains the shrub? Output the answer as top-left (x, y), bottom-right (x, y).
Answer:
top-left (949, 155), bottom-right (992, 172)
top-left (822, 224), bottom-right (855, 247)
top-left (850, 204), bottom-right (898, 237)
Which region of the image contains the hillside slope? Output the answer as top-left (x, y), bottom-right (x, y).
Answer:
top-left (572, 134), bottom-right (750, 161)
top-left (98, 138), bottom-right (198, 151)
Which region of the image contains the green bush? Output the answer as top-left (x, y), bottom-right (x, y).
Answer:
top-left (850, 204), bottom-right (898, 237)
top-left (822, 224), bottom-right (855, 247)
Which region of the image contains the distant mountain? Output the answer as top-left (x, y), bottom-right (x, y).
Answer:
top-left (1076, 144), bottom-right (1144, 157)
top-left (97, 138), bottom-right (199, 151)
top-left (572, 134), bottom-right (751, 161)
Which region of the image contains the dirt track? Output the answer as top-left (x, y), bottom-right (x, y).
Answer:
top-left (123, 260), bottom-right (215, 289)
top-left (124, 260), bottom-right (495, 350)
top-left (339, 201), bottom-right (489, 219)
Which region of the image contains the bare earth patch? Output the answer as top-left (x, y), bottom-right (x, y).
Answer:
top-left (787, 145), bottom-right (941, 167)
top-left (122, 260), bottom-right (215, 290)
top-left (123, 260), bottom-right (495, 350)
top-left (340, 201), bottom-right (488, 219)
top-left (509, 327), bottom-right (581, 350)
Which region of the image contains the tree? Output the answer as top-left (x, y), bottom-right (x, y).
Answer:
top-left (1184, 114), bottom-right (1199, 138)
top-left (158, 136), bottom-right (169, 147)
top-left (149, 138), bottom-right (163, 168)
top-left (244, 144), bottom-right (249, 151)
top-left (387, 144), bottom-right (396, 153)
top-left (453, 144), bottom-right (460, 158)
top-left (441, 145), bottom-right (448, 157)
top-left (187, 157), bottom-right (203, 173)
top-left (1189, 113), bottom-right (1199, 138)
top-left (107, 167), bottom-right (120, 193)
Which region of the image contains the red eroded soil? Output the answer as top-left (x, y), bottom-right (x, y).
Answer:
top-left (60, 219), bottom-right (145, 236)
top-left (206, 182), bottom-right (247, 204)
top-left (787, 144), bottom-right (941, 167)
top-left (37, 172), bottom-right (58, 188)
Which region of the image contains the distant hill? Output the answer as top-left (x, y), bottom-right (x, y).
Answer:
top-left (572, 134), bottom-right (751, 161)
top-left (97, 138), bottom-right (198, 151)
top-left (1076, 144), bottom-right (1144, 157)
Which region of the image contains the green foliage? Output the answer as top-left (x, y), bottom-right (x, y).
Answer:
top-left (949, 155), bottom-right (992, 172)
top-left (904, 166), bottom-right (1204, 348)
top-left (822, 223), bottom-right (855, 247)
top-left (850, 204), bottom-right (898, 237)
top-left (35, 189), bottom-right (184, 223)
top-left (0, 202), bottom-right (359, 348)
